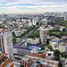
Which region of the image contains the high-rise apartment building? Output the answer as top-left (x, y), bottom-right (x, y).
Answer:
top-left (40, 26), bottom-right (47, 45)
top-left (0, 29), bottom-right (14, 59)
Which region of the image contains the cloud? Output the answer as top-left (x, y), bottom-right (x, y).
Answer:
top-left (0, 0), bottom-right (67, 14)
top-left (0, 0), bottom-right (67, 4)
top-left (0, 4), bottom-right (67, 14)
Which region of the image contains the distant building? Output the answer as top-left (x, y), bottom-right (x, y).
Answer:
top-left (64, 15), bottom-right (67, 20)
top-left (40, 26), bottom-right (47, 45)
top-left (42, 18), bottom-right (48, 27)
top-left (32, 18), bottom-right (36, 26)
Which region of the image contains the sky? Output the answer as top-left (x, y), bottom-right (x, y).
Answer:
top-left (0, 0), bottom-right (67, 14)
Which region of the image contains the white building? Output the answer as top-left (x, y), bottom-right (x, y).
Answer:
top-left (32, 18), bottom-right (36, 26)
top-left (14, 29), bottom-right (27, 36)
top-left (0, 29), bottom-right (14, 59)
top-left (46, 51), bottom-right (54, 59)
top-left (42, 18), bottom-right (48, 26)
top-left (60, 26), bottom-right (65, 31)
top-left (58, 45), bottom-right (65, 52)
top-left (40, 26), bottom-right (47, 45)
top-left (27, 38), bottom-right (39, 44)
top-left (48, 25), bottom-right (53, 30)
top-left (28, 22), bottom-right (32, 27)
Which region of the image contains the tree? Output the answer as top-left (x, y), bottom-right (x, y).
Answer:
top-left (20, 65), bottom-right (24, 67)
top-left (28, 31), bottom-right (39, 38)
top-left (62, 28), bottom-right (66, 32)
top-left (61, 52), bottom-right (67, 58)
top-left (54, 50), bottom-right (60, 61)
top-left (47, 45), bottom-right (53, 51)
top-left (48, 29), bottom-right (62, 38)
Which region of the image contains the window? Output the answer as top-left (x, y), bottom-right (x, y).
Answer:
top-left (48, 53), bottom-right (51, 56)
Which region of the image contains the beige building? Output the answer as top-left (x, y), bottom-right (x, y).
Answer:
top-left (40, 26), bottom-right (47, 45)
top-left (27, 38), bottom-right (39, 44)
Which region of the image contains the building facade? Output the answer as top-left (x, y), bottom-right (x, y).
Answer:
top-left (40, 27), bottom-right (47, 45)
top-left (0, 30), bottom-right (14, 59)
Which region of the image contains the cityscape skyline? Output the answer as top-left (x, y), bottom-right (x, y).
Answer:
top-left (0, 2), bottom-right (67, 66)
top-left (0, 0), bottom-right (67, 14)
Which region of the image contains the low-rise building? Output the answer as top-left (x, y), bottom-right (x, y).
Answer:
top-left (21, 54), bottom-right (58, 67)
top-left (27, 38), bottom-right (39, 44)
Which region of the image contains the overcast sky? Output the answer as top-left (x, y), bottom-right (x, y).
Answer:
top-left (0, 0), bottom-right (67, 14)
